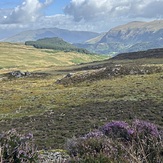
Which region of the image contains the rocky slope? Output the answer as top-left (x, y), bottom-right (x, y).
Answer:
top-left (56, 48), bottom-right (163, 84)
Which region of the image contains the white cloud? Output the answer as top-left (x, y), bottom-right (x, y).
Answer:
top-left (36, 14), bottom-right (104, 31)
top-left (64, 0), bottom-right (163, 21)
top-left (36, 14), bottom-right (127, 32)
top-left (1, 0), bottom-right (54, 24)
top-left (44, 0), bottom-right (54, 6)
top-left (0, 0), bottom-right (163, 39)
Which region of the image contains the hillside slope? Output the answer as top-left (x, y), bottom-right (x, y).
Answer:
top-left (111, 48), bottom-right (163, 60)
top-left (0, 42), bottom-right (105, 73)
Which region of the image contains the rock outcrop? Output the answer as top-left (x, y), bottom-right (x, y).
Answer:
top-left (56, 65), bottom-right (162, 85)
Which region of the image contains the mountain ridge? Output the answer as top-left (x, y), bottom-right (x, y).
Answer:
top-left (4, 20), bottom-right (163, 55)
top-left (100, 20), bottom-right (163, 44)
top-left (3, 27), bottom-right (100, 43)
top-left (76, 20), bottom-right (163, 55)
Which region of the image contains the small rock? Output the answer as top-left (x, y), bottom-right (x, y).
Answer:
top-left (9, 70), bottom-right (31, 78)
top-left (64, 73), bottom-right (74, 78)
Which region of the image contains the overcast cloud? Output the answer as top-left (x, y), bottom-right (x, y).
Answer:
top-left (0, 0), bottom-right (163, 39)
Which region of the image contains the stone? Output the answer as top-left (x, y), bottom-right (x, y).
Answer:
top-left (64, 73), bottom-right (74, 78)
top-left (10, 71), bottom-right (31, 78)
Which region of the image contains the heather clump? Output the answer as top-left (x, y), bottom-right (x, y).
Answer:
top-left (132, 119), bottom-right (160, 137)
top-left (84, 131), bottom-right (104, 139)
top-left (66, 120), bottom-right (163, 163)
top-left (130, 120), bottom-right (162, 162)
top-left (66, 133), bottom-right (127, 162)
top-left (100, 121), bottom-right (133, 141)
top-left (0, 129), bottom-right (38, 163)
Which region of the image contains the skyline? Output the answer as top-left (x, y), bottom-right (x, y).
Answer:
top-left (0, 0), bottom-right (163, 39)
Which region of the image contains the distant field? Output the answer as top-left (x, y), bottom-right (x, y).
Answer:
top-left (0, 42), bottom-right (106, 73)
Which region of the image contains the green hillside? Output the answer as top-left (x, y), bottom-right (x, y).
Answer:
top-left (25, 37), bottom-right (91, 54)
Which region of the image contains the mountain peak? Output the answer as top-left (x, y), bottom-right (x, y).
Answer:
top-left (111, 20), bottom-right (163, 32)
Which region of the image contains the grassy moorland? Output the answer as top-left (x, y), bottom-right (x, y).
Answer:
top-left (0, 43), bottom-right (163, 150)
top-left (0, 42), bottom-right (105, 73)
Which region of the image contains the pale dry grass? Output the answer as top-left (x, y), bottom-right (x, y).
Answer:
top-left (0, 42), bottom-right (106, 73)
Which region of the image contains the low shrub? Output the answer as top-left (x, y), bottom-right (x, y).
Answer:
top-left (0, 129), bottom-right (38, 163)
top-left (130, 120), bottom-right (162, 162)
top-left (100, 121), bottom-right (133, 141)
top-left (0, 120), bottom-right (162, 162)
top-left (66, 120), bottom-right (163, 163)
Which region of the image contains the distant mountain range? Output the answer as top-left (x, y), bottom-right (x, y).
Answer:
top-left (75, 20), bottom-right (163, 55)
top-left (3, 20), bottom-right (163, 55)
top-left (3, 27), bottom-right (99, 43)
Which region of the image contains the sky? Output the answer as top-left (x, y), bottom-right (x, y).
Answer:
top-left (0, 0), bottom-right (163, 39)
